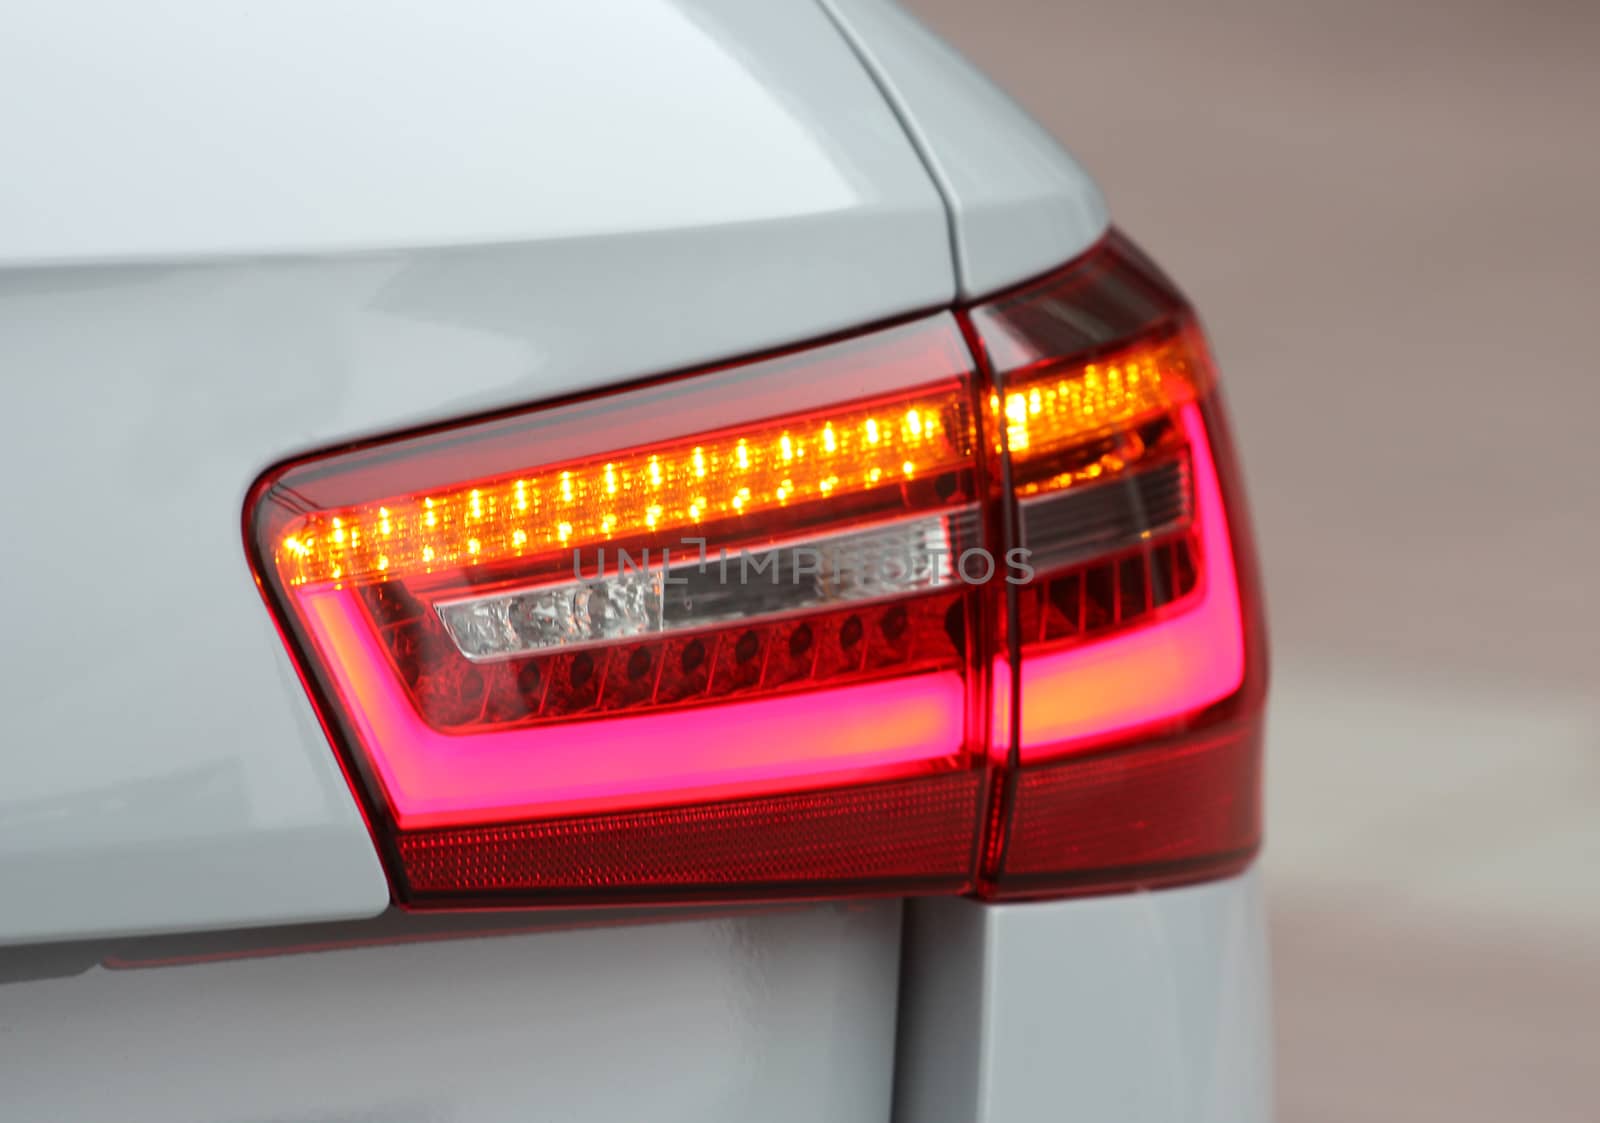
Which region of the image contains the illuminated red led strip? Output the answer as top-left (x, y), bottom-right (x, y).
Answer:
top-left (303, 583), bottom-right (970, 828)
top-left (997, 404), bottom-right (1245, 759)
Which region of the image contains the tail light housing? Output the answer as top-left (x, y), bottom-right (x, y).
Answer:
top-left (247, 231), bottom-right (1265, 908)
top-left (969, 235), bottom-right (1267, 896)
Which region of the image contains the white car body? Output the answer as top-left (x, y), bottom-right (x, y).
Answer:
top-left (0, 2), bottom-right (1271, 1120)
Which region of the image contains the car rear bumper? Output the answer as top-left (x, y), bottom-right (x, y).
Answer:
top-left (897, 867), bottom-right (1273, 1123)
top-left (0, 869), bottom-right (1268, 1122)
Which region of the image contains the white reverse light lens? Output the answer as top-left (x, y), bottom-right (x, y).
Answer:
top-left (434, 510), bottom-right (975, 662)
top-left (437, 571), bottom-right (664, 660)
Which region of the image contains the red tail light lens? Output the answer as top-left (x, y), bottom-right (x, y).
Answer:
top-left (246, 231), bottom-right (1265, 907)
top-left (966, 233), bottom-right (1267, 896)
top-left (250, 319), bottom-right (994, 903)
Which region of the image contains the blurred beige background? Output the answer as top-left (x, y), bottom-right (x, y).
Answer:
top-left (902, 0), bottom-right (1600, 1119)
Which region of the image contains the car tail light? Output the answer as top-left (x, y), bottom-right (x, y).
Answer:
top-left (247, 231), bottom-right (1265, 908)
top-left (249, 319), bottom-right (997, 904)
top-left (967, 233), bottom-right (1267, 896)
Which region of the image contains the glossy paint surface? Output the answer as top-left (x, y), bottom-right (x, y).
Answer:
top-left (0, 904), bottom-right (903, 1123)
top-left (0, 0), bottom-right (953, 946)
top-left (0, 1), bottom-right (938, 268)
top-left (895, 869), bottom-right (1273, 1123)
top-left (822, 0), bottom-right (1110, 297)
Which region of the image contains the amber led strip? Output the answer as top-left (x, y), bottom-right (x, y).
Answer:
top-left (992, 333), bottom-right (1206, 493)
top-left (277, 386), bottom-right (973, 589)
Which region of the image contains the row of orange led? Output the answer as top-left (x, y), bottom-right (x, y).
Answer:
top-left (276, 338), bottom-right (1203, 589)
top-left (278, 390), bottom-right (972, 587)
top-left (998, 341), bottom-right (1199, 458)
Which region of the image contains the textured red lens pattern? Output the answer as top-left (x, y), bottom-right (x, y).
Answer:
top-left (1014, 534), bottom-right (1199, 649)
top-left (996, 727), bottom-right (1261, 890)
top-left (398, 772), bottom-right (982, 896)
top-left (358, 583), bottom-right (966, 731)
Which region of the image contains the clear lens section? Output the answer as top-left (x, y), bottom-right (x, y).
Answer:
top-left (437, 571), bottom-right (665, 660)
top-left (435, 510), bottom-right (975, 662)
